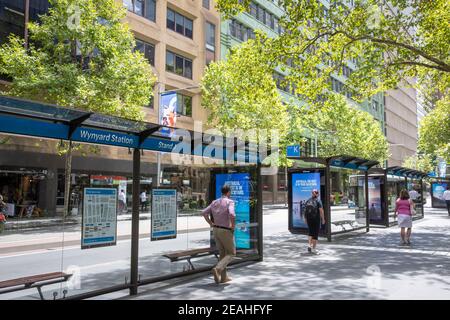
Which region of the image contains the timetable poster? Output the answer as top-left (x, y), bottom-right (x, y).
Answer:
top-left (82, 188), bottom-right (118, 249)
top-left (151, 189), bottom-right (177, 241)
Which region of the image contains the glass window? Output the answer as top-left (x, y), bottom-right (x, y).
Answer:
top-left (175, 12), bottom-right (184, 34)
top-left (206, 22), bottom-right (215, 47)
top-left (206, 49), bottom-right (215, 66)
top-left (249, 3), bottom-right (257, 17)
top-left (123, 0), bottom-right (133, 11)
top-left (135, 39), bottom-right (155, 66)
top-left (175, 55), bottom-right (184, 75)
top-left (184, 18), bottom-right (193, 39)
top-left (134, 0), bottom-right (143, 16)
top-left (167, 8), bottom-right (175, 30)
top-left (145, 0), bottom-right (156, 21)
top-left (177, 94), bottom-right (192, 116)
top-left (184, 58), bottom-right (192, 79)
top-left (166, 51), bottom-right (174, 72)
top-left (202, 0), bottom-right (210, 9)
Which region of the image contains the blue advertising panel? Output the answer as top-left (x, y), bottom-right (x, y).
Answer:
top-left (431, 182), bottom-right (448, 208)
top-left (82, 188), bottom-right (118, 249)
top-left (159, 92), bottom-right (178, 137)
top-left (215, 173), bottom-right (251, 249)
top-left (151, 189), bottom-right (177, 240)
top-left (291, 172), bottom-right (321, 229)
top-left (286, 145), bottom-right (301, 158)
top-left (368, 177), bottom-right (383, 222)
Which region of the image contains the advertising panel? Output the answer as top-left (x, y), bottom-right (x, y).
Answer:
top-left (368, 177), bottom-right (383, 222)
top-left (151, 189), bottom-right (177, 241)
top-left (291, 172), bottom-right (321, 229)
top-left (215, 173), bottom-right (251, 249)
top-left (82, 188), bottom-right (117, 249)
top-left (431, 182), bottom-right (448, 208)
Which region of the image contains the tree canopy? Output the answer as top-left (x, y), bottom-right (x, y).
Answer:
top-left (216, 0), bottom-right (449, 105)
top-left (402, 153), bottom-right (435, 173)
top-left (0, 0), bottom-right (155, 121)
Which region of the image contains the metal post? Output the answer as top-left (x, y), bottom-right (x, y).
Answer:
top-left (63, 141), bottom-right (73, 218)
top-left (325, 163), bottom-right (332, 242)
top-left (256, 164), bottom-right (263, 261)
top-left (130, 148), bottom-right (141, 296)
top-left (365, 171), bottom-right (370, 233)
top-left (24, 0), bottom-right (29, 49)
top-left (384, 170), bottom-right (389, 227)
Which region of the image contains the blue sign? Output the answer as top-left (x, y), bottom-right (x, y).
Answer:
top-left (291, 172), bottom-right (321, 229)
top-left (82, 188), bottom-right (117, 249)
top-left (286, 145), bottom-right (301, 158)
top-left (72, 127), bottom-right (138, 148)
top-left (215, 173), bottom-right (251, 249)
top-left (0, 114), bottom-right (68, 140)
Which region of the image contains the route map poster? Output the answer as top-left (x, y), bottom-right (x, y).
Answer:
top-left (151, 189), bottom-right (177, 241)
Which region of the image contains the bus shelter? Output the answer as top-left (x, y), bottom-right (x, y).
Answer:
top-left (286, 155), bottom-right (379, 241)
top-left (430, 179), bottom-right (450, 209)
top-left (368, 167), bottom-right (427, 227)
top-left (0, 96), bottom-right (265, 299)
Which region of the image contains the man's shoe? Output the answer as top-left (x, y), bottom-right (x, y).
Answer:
top-left (221, 277), bottom-right (232, 284)
top-left (212, 268), bottom-right (221, 284)
top-left (307, 247), bottom-right (312, 253)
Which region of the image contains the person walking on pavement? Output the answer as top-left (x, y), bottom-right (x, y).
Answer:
top-left (394, 189), bottom-right (415, 245)
top-left (443, 186), bottom-right (450, 216)
top-left (118, 189), bottom-right (127, 214)
top-left (304, 189), bottom-right (325, 254)
top-left (202, 185), bottom-right (236, 284)
top-left (140, 190), bottom-right (148, 212)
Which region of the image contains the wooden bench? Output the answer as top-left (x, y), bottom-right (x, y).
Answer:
top-left (163, 247), bottom-right (219, 271)
top-left (0, 272), bottom-right (72, 300)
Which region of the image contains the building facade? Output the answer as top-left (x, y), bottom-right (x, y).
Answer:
top-left (0, 0), bottom-right (220, 216)
top-left (385, 86), bottom-right (419, 167)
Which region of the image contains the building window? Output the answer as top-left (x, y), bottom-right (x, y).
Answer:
top-left (177, 94), bottom-right (192, 116)
top-left (135, 39), bottom-right (155, 66)
top-left (167, 8), bottom-right (193, 39)
top-left (205, 22), bottom-right (215, 66)
top-left (230, 19), bottom-right (254, 42)
top-left (166, 51), bottom-right (193, 79)
top-left (124, 0), bottom-right (156, 22)
top-left (202, 0), bottom-right (210, 9)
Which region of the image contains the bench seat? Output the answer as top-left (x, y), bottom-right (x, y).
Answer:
top-left (163, 247), bottom-right (219, 270)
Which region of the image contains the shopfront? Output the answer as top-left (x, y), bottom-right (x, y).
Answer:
top-left (0, 96), bottom-right (265, 299)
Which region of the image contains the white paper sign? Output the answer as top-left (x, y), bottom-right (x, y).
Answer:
top-left (82, 188), bottom-right (117, 249)
top-left (151, 189), bottom-right (177, 241)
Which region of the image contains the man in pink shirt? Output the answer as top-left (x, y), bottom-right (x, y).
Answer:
top-left (202, 185), bottom-right (236, 284)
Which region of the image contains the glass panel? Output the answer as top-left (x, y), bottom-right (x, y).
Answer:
top-left (166, 51), bottom-right (174, 72)
top-left (206, 22), bottom-right (215, 46)
top-left (184, 18), bottom-right (193, 39)
top-left (175, 55), bottom-right (184, 76)
top-left (183, 95), bottom-right (192, 116)
top-left (175, 13), bottom-right (184, 34)
top-left (145, 0), bottom-right (155, 21)
top-left (408, 178), bottom-right (424, 218)
top-left (202, 0), bottom-right (210, 9)
top-left (184, 58), bottom-right (192, 79)
top-left (166, 8), bottom-right (175, 31)
top-left (205, 49), bottom-right (215, 66)
top-left (330, 168), bottom-right (367, 234)
top-left (29, 0), bottom-right (49, 22)
top-left (123, 0), bottom-right (133, 11)
top-left (134, 0), bottom-right (144, 16)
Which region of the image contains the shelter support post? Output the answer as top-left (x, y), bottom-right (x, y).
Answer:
top-left (130, 148), bottom-right (141, 295)
top-left (63, 141), bottom-right (73, 218)
top-left (325, 163), bottom-right (332, 242)
top-left (257, 164), bottom-right (263, 261)
top-left (365, 171), bottom-right (370, 233)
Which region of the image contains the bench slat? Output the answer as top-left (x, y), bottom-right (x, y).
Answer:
top-left (163, 248), bottom-right (216, 259)
top-left (0, 272), bottom-right (69, 289)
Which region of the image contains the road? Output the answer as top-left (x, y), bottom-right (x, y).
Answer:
top-left (0, 207), bottom-right (288, 300)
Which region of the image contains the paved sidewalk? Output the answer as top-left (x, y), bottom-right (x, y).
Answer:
top-left (127, 207), bottom-right (450, 300)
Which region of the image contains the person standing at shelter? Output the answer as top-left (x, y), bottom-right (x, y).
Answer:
top-left (202, 185), bottom-right (236, 284)
top-left (304, 189), bottom-right (325, 254)
top-left (394, 189), bottom-right (415, 245)
top-left (443, 186), bottom-right (450, 216)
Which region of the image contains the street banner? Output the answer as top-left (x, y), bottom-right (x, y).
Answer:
top-left (291, 172), bottom-right (321, 229)
top-left (82, 188), bottom-right (118, 249)
top-left (215, 173), bottom-right (251, 249)
top-left (151, 189), bottom-right (177, 241)
top-left (159, 92), bottom-right (178, 137)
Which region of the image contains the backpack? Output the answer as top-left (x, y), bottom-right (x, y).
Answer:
top-left (304, 198), bottom-right (319, 218)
